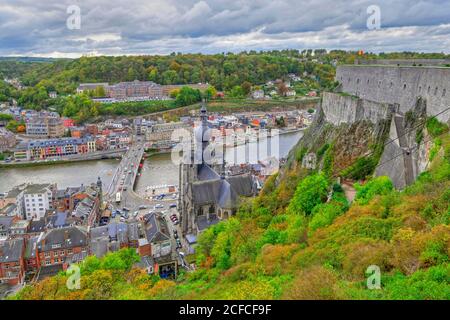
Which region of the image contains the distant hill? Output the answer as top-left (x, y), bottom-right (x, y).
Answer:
top-left (0, 56), bottom-right (63, 63)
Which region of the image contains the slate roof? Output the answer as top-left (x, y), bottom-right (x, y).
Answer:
top-left (23, 183), bottom-right (52, 195)
top-left (127, 222), bottom-right (140, 241)
top-left (226, 175), bottom-right (255, 196)
top-left (197, 164), bottom-right (220, 181)
top-left (29, 218), bottom-right (46, 233)
top-left (144, 213), bottom-right (170, 243)
top-left (192, 179), bottom-right (222, 205)
top-left (53, 212), bottom-right (68, 228)
top-left (90, 225), bottom-right (109, 240)
top-left (0, 239), bottom-right (24, 263)
top-left (37, 226), bottom-right (88, 251)
top-left (0, 216), bottom-right (14, 232)
top-left (191, 167), bottom-right (255, 209)
top-left (37, 264), bottom-right (63, 281)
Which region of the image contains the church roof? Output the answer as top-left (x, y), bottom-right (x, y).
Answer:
top-left (197, 164), bottom-right (221, 181)
top-left (192, 167), bottom-right (255, 209)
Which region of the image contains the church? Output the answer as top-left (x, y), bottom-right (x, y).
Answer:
top-left (178, 102), bottom-right (257, 236)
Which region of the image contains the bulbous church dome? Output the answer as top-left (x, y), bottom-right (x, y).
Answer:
top-left (194, 123), bottom-right (211, 142)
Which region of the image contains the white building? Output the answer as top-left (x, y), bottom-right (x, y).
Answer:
top-left (251, 89), bottom-right (265, 99)
top-left (17, 184), bottom-right (55, 220)
top-left (286, 89), bottom-right (296, 97)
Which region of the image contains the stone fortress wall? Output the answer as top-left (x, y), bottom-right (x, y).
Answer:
top-left (321, 92), bottom-right (393, 126)
top-left (319, 63), bottom-right (450, 189)
top-left (354, 58), bottom-right (450, 67)
top-left (336, 65), bottom-right (450, 123)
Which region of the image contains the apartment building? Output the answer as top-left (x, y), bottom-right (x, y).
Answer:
top-left (76, 83), bottom-right (109, 94)
top-left (16, 183), bottom-right (56, 221)
top-left (23, 137), bottom-right (96, 161)
top-left (77, 81), bottom-right (208, 100)
top-left (107, 80), bottom-right (164, 99)
top-left (26, 115), bottom-right (64, 138)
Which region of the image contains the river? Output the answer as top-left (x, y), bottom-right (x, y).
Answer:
top-left (0, 131), bottom-right (303, 194)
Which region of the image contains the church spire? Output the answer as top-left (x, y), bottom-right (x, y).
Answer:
top-left (200, 98), bottom-right (208, 124)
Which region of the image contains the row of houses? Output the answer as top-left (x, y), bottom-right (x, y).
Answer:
top-left (13, 137), bottom-right (97, 161)
top-left (0, 180), bottom-right (102, 223)
top-left (0, 211), bottom-right (172, 286)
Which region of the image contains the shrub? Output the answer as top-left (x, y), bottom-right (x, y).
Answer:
top-left (287, 173), bottom-right (329, 215)
top-left (309, 203), bottom-right (344, 233)
top-left (426, 117), bottom-right (449, 138)
top-left (354, 176), bottom-right (394, 205)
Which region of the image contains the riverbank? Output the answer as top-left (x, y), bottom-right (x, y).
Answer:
top-left (0, 151), bottom-right (124, 169)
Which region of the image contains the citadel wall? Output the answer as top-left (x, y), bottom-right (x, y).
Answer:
top-left (336, 65), bottom-right (450, 122)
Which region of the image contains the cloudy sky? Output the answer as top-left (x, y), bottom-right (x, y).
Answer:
top-left (1, 0), bottom-right (450, 57)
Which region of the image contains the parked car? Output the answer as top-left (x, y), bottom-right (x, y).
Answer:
top-left (138, 205), bottom-right (147, 210)
top-left (169, 203), bottom-right (177, 208)
top-left (154, 204), bottom-right (164, 209)
top-left (122, 207), bottom-right (130, 212)
top-left (120, 217), bottom-right (125, 222)
top-left (176, 239), bottom-right (182, 249)
top-left (133, 211), bottom-right (139, 217)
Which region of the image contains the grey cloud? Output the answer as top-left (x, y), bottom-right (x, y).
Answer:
top-left (0, 0), bottom-right (449, 57)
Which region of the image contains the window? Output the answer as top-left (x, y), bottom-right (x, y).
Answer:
top-left (45, 260), bottom-right (51, 266)
top-left (434, 87), bottom-right (438, 95)
top-left (419, 86), bottom-right (422, 92)
top-left (443, 89), bottom-right (446, 97)
top-left (428, 86), bottom-right (431, 93)
top-left (44, 252), bottom-right (51, 258)
top-left (403, 84), bottom-right (407, 90)
top-left (356, 78), bottom-right (360, 84)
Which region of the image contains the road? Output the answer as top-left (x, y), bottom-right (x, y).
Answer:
top-left (104, 136), bottom-right (188, 268)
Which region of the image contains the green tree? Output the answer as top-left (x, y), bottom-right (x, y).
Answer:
top-left (287, 173), bottom-right (329, 215)
top-left (354, 176), bottom-right (393, 205)
top-left (229, 85), bottom-right (244, 98)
